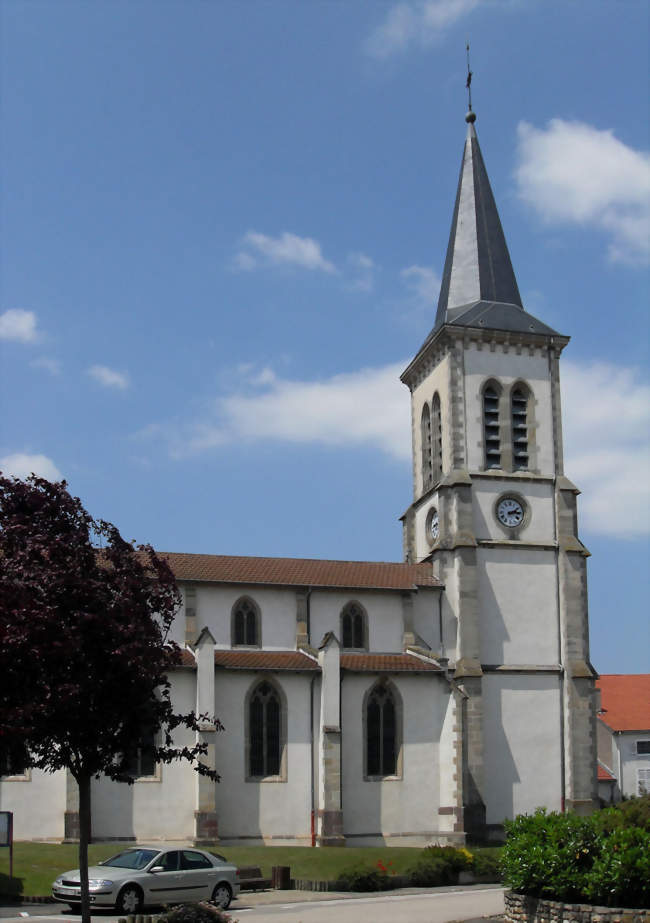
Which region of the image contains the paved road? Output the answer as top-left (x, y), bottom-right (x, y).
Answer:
top-left (0, 886), bottom-right (505, 923)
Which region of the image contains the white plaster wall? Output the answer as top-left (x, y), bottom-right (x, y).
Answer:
top-left (411, 588), bottom-right (441, 652)
top-left (310, 591), bottom-right (402, 652)
top-left (341, 674), bottom-right (448, 841)
top-left (482, 673), bottom-right (563, 824)
top-left (410, 353), bottom-right (452, 494)
top-left (91, 671), bottom-right (197, 840)
top-left (434, 555), bottom-right (460, 661)
top-left (463, 346), bottom-right (555, 477)
top-left (472, 478), bottom-right (556, 544)
top-left (477, 546), bottom-right (559, 665)
top-left (214, 671), bottom-right (313, 843)
top-left (615, 731), bottom-right (650, 797)
top-left (0, 768), bottom-right (66, 841)
top-left (190, 585), bottom-right (297, 650)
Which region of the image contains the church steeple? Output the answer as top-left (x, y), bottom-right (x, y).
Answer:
top-left (431, 111), bottom-right (558, 338)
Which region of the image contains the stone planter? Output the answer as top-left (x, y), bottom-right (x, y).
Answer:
top-left (504, 890), bottom-right (650, 923)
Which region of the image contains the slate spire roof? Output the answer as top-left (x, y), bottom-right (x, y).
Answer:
top-left (431, 111), bottom-right (559, 338)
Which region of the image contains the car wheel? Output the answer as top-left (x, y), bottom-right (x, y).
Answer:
top-left (212, 883), bottom-right (232, 909)
top-left (116, 884), bottom-right (144, 914)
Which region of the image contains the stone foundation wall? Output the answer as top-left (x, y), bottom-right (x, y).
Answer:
top-left (504, 891), bottom-right (650, 923)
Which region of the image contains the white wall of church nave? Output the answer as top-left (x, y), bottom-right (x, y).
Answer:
top-left (411, 588), bottom-right (446, 653)
top-left (476, 546), bottom-right (559, 665)
top-left (463, 347), bottom-right (555, 476)
top-left (0, 766), bottom-right (66, 841)
top-left (184, 584), bottom-right (298, 650)
top-left (310, 590), bottom-right (403, 652)
top-left (213, 671), bottom-right (312, 843)
top-left (91, 671), bottom-right (197, 840)
top-left (482, 673), bottom-right (562, 824)
top-left (410, 353), bottom-right (452, 493)
top-left (472, 478), bottom-right (555, 544)
top-left (341, 674), bottom-right (450, 839)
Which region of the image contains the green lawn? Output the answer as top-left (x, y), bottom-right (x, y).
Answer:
top-left (0, 842), bottom-right (501, 898)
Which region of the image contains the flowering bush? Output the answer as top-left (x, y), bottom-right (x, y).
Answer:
top-left (336, 862), bottom-right (391, 892)
top-left (407, 845), bottom-right (473, 886)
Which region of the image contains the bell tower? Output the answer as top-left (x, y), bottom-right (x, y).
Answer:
top-left (401, 107), bottom-right (598, 836)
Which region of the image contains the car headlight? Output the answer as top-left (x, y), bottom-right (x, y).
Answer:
top-left (53, 878), bottom-right (63, 886)
top-left (88, 880), bottom-right (113, 890)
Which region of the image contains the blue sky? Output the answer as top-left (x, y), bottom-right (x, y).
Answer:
top-left (1, 0), bottom-right (648, 673)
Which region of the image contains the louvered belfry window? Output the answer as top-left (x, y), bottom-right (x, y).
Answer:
top-left (421, 404), bottom-right (432, 489)
top-left (341, 602), bottom-right (366, 649)
top-left (366, 684), bottom-right (397, 776)
top-left (511, 388), bottom-right (529, 470)
top-left (483, 385), bottom-right (501, 468)
top-left (233, 598), bottom-right (258, 646)
top-left (249, 682), bottom-right (281, 777)
top-left (432, 392), bottom-right (442, 483)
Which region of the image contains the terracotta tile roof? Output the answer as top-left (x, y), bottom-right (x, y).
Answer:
top-left (341, 653), bottom-right (441, 673)
top-left (158, 552), bottom-right (441, 591)
top-left (597, 674), bottom-right (650, 732)
top-left (597, 762), bottom-right (615, 782)
top-left (178, 648), bottom-right (196, 668)
top-left (214, 650), bottom-right (319, 672)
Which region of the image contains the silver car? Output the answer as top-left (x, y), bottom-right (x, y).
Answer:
top-left (52, 846), bottom-right (240, 913)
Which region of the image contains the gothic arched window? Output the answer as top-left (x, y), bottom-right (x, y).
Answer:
top-left (341, 601), bottom-right (367, 650)
top-left (232, 597), bottom-right (260, 647)
top-left (511, 386), bottom-right (529, 470)
top-left (421, 403), bottom-right (432, 490)
top-left (483, 383), bottom-right (501, 469)
top-left (248, 681), bottom-right (282, 778)
top-left (365, 682), bottom-right (400, 778)
top-left (431, 392), bottom-right (442, 483)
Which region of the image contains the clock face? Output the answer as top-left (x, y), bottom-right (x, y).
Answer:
top-left (497, 497), bottom-right (525, 528)
top-left (428, 508), bottom-right (439, 540)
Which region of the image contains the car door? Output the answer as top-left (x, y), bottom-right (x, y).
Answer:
top-left (145, 850), bottom-right (185, 904)
top-left (177, 850), bottom-right (216, 901)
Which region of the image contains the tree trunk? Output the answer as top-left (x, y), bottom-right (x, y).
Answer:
top-left (77, 773), bottom-right (92, 923)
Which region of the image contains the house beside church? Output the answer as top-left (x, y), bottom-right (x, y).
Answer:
top-left (596, 674), bottom-right (650, 803)
top-left (0, 105), bottom-right (599, 845)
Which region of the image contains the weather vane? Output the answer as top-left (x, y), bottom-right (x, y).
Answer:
top-left (465, 42), bottom-right (473, 112)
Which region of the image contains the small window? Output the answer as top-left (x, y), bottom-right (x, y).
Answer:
top-left (232, 597), bottom-right (260, 647)
top-left (421, 404), bottom-right (432, 490)
top-left (366, 683), bottom-right (399, 778)
top-left (483, 384), bottom-right (501, 468)
top-left (249, 681), bottom-right (282, 778)
top-left (123, 729), bottom-right (157, 778)
top-left (637, 740), bottom-right (650, 755)
top-left (638, 768), bottom-right (650, 796)
top-left (511, 387), bottom-right (529, 470)
top-left (431, 393), bottom-right (442, 483)
top-left (157, 851), bottom-right (181, 872)
top-left (341, 602), bottom-right (367, 650)
top-left (0, 744), bottom-right (28, 777)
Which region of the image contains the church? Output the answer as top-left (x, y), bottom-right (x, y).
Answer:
top-left (1, 106), bottom-right (599, 845)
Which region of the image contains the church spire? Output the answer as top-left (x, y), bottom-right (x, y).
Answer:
top-left (434, 109), bottom-right (524, 330)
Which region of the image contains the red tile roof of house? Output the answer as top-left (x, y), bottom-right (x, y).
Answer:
top-left (214, 650), bottom-right (319, 672)
top-left (341, 653), bottom-right (441, 673)
top-left (597, 762), bottom-right (615, 782)
top-left (158, 552), bottom-right (441, 591)
top-left (596, 674), bottom-right (650, 732)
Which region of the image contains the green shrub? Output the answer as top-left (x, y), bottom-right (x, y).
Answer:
top-left (407, 845), bottom-right (472, 887)
top-left (470, 848), bottom-right (502, 880)
top-left (593, 794), bottom-right (650, 834)
top-left (336, 862), bottom-right (391, 892)
top-left (502, 805), bottom-right (650, 909)
top-left (158, 902), bottom-right (235, 923)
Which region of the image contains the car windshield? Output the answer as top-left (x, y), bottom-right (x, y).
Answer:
top-left (101, 849), bottom-right (160, 870)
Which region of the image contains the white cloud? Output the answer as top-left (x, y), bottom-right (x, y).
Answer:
top-left (515, 119), bottom-right (650, 264)
top-left (364, 0), bottom-right (480, 58)
top-left (401, 265), bottom-right (441, 304)
top-left (88, 364), bottom-right (130, 390)
top-left (235, 231), bottom-right (337, 274)
top-left (561, 361), bottom-right (649, 538)
top-left (141, 357), bottom-right (649, 540)
top-left (0, 308), bottom-right (38, 342)
top-left (347, 252), bottom-right (376, 292)
top-left (0, 453), bottom-right (62, 481)
top-left (31, 357), bottom-right (62, 375)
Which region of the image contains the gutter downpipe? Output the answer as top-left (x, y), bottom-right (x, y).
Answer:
top-left (306, 588), bottom-right (316, 847)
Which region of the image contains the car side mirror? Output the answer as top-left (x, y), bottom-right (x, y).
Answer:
top-left (150, 867), bottom-right (165, 874)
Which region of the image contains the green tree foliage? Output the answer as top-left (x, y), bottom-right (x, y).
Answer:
top-left (0, 475), bottom-right (222, 923)
top-left (501, 798), bottom-right (650, 909)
